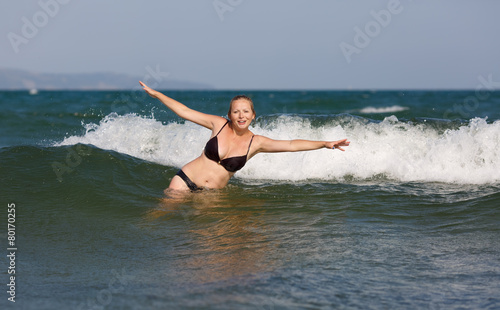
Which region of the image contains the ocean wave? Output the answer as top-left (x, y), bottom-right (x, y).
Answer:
top-left (359, 105), bottom-right (409, 113)
top-left (55, 113), bottom-right (500, 185)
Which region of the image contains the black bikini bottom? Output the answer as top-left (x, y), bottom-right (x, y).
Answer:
top-left (175, 170), bottom-right (202, 192)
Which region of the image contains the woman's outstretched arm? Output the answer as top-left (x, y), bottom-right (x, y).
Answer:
top-left (254, 136), bottom-right (350, 154)
top-left (140, 81), bottom-right (223, 130)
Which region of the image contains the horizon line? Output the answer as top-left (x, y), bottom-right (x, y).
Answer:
top-left (0, 87), bottom-right (498, 92)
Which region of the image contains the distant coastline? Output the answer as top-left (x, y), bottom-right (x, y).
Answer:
top-left (0, 68), bottom-right (214, 90)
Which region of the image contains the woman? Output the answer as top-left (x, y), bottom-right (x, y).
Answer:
top-left (140, 81), bottom-right (350, 192)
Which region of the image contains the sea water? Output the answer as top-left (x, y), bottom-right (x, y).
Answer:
top-left (1, 90), bottom-right (499, 309)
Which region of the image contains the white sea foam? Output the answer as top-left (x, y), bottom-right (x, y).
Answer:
top-left (57, 113), bottom-right (209, 169)
top-left (359, 105), bottom-right (409, 113)
top-left (57, 113), bottom-right (500, 185)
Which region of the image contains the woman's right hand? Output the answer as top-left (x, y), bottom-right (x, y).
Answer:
top-left (139, 81), bottom-right (158, 98)
top-left (139, 80), bottom-right (221, 130)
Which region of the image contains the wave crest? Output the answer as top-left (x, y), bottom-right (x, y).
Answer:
top-left (359, 105), bottom-right (409, 113)
top-left (56, 113), bottom-right (500, 185)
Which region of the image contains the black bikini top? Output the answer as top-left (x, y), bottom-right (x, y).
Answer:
top-left (204, 121), bottom-right (254, 172)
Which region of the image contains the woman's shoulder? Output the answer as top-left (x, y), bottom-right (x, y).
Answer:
top-left (248, 134), bottom-right (272, 148)
top-left (211, 116), bottom-right (230, 129)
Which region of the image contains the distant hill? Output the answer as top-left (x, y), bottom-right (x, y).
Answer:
top-left (0, 68), bottom-right (214, 90)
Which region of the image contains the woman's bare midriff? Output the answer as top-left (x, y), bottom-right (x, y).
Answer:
top-left (177, 153), bottom-right (234, 189)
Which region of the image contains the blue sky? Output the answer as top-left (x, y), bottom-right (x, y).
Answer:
top-left (2, 0), bottom-right (500, 89)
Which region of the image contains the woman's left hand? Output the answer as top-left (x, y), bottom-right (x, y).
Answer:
top-left (139, 81), bottom-right (159, 98)
top-left (327, 139), bottom-right (350, 151)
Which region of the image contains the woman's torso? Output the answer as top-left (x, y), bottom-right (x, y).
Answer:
top-left (181, 121), bottom-right (255, 189)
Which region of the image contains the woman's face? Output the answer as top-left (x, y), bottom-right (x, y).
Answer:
top-left (229, 99), bottom-right (255, 129)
